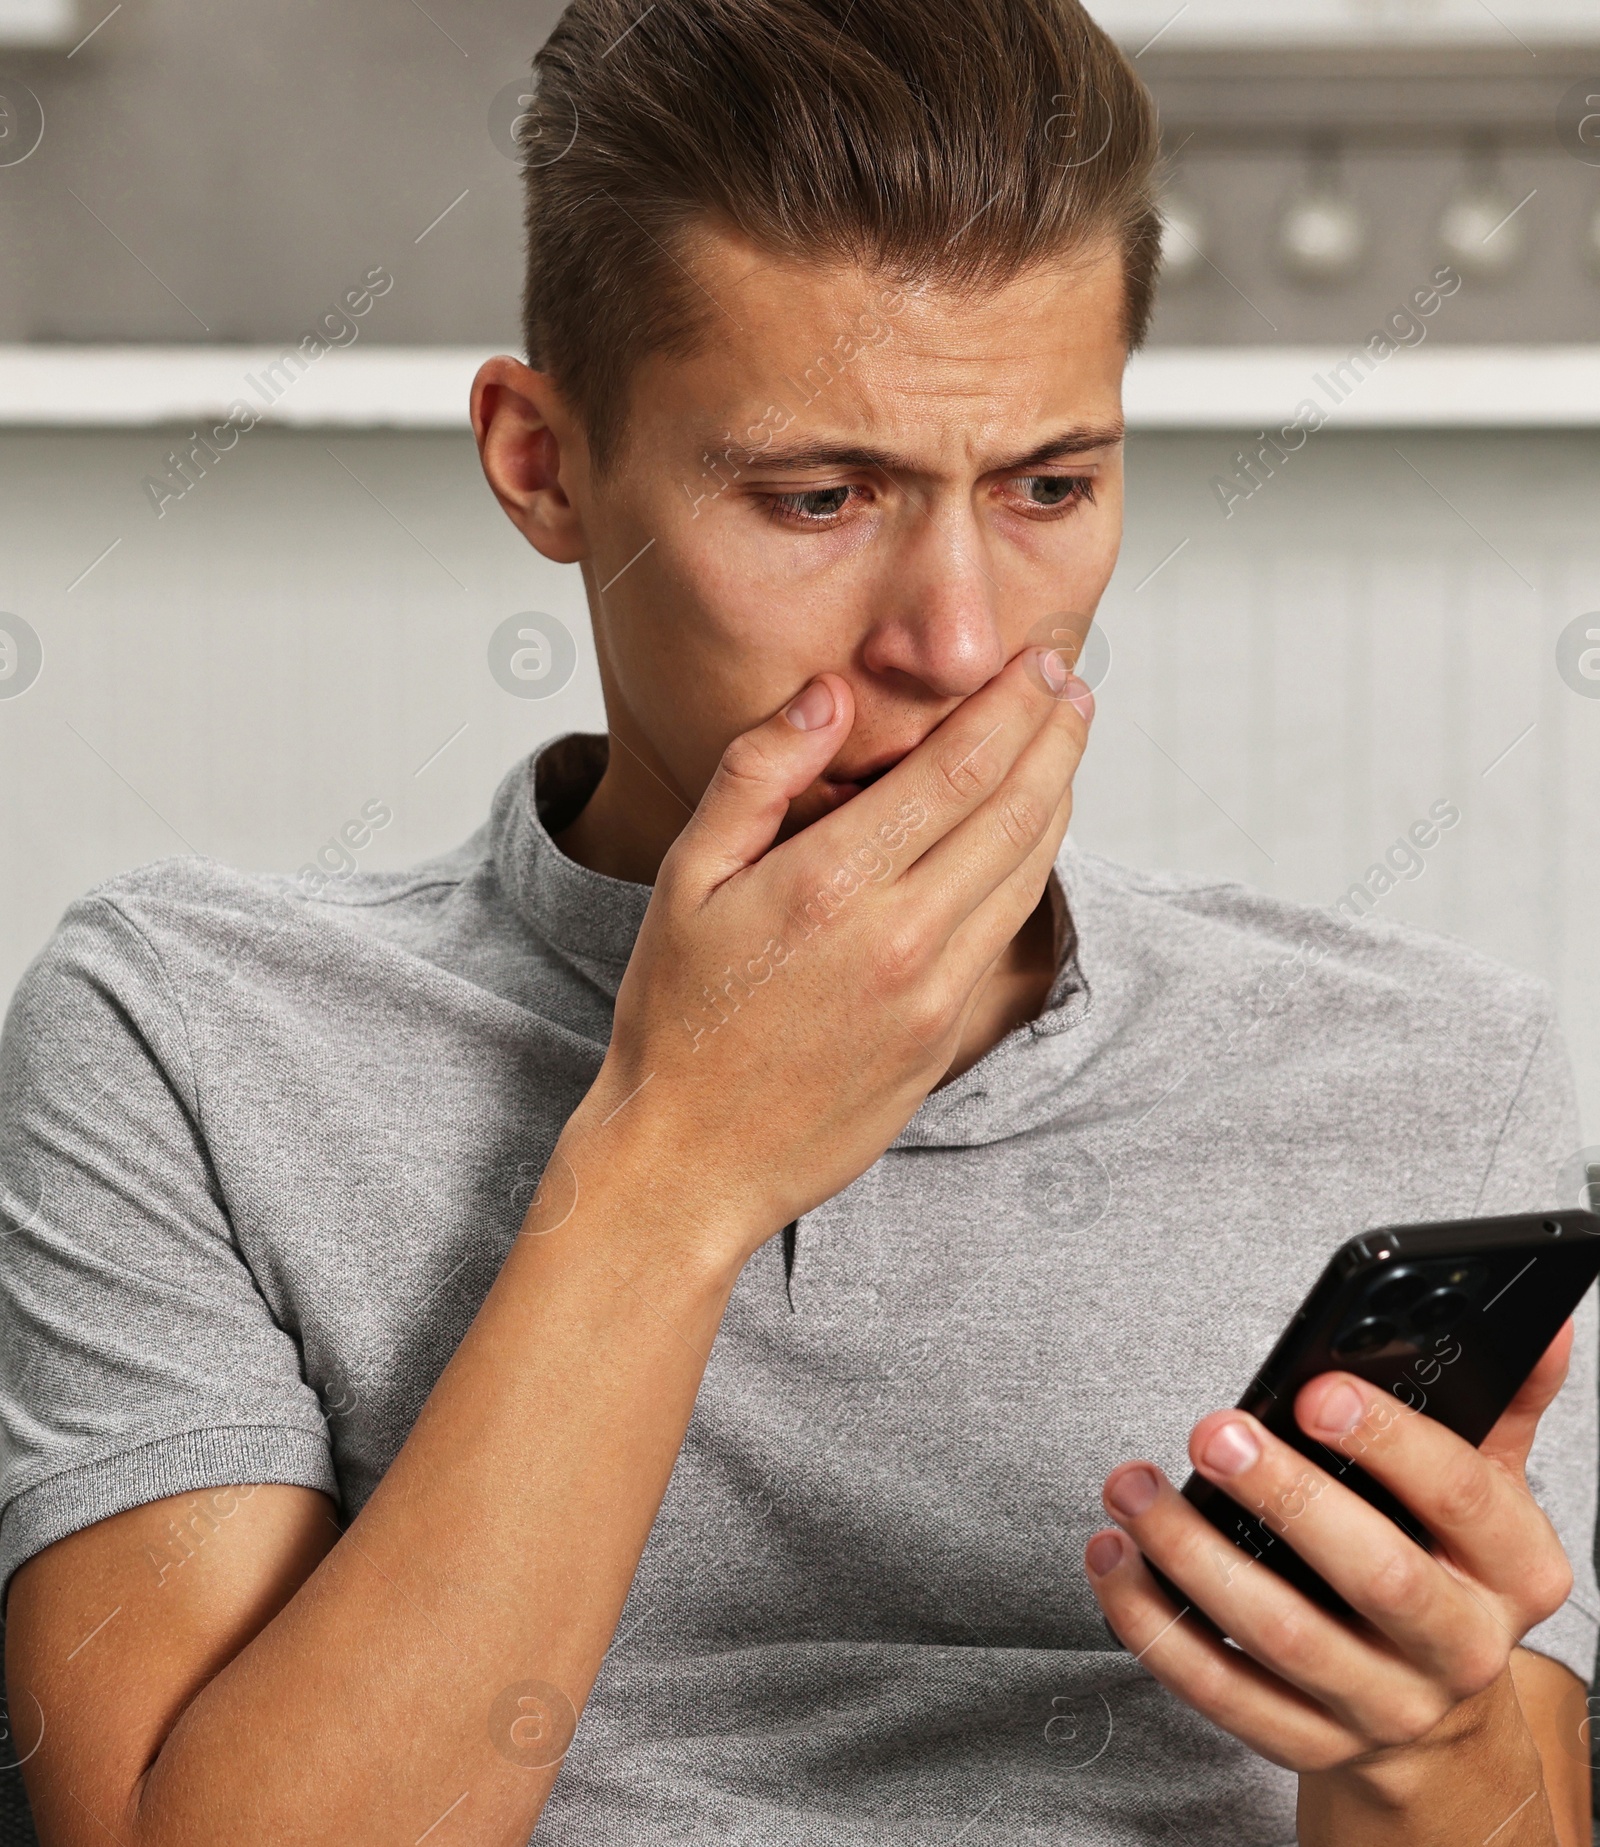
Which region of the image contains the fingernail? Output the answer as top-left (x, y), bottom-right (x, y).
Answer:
top-left (1310, 1381), bottom-right (1364, 1436)
top-left (1063, 675), bottom-right (1094, 720)
top-left (1038, 647), bottom-right (1069, 692)
top-left (1200, 1419), bottom-right (1261, 1478)
top-left (785, 681), bottom-right (835, 731)
top-left (1085, 1530), bottom-right (1126, 1577)
top-left (1106, 1464), bottom-right (1160, 1519)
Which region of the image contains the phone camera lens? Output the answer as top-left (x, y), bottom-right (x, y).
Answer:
top-left (1366, 1268), bottom-right (1425, 1318)
top-left (1542, 1218), bottom-right (1562, 1236)
top-left (1408, 1287), bottom-right (1470, 1334)
top-left (1333, 1316), bottom-right (1396, 1358)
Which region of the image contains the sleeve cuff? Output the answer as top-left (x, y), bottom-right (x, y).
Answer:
top-left (1, 1422), bottom-right (338, 1612)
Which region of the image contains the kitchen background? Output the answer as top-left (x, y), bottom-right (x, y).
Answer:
top-left (1, 0), bottom-right (1599, 1822)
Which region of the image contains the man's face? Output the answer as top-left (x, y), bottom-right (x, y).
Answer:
top-left (560, 228), bottom-right (1127, 833)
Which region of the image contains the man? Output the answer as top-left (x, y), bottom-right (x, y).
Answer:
top-left (1, 1), bottom-right (1594, 1843)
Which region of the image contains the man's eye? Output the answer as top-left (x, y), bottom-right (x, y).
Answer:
top-left (769, 486), bottom-right (854, 523)
top-left (1015, 474), bottom-right (1093, 510)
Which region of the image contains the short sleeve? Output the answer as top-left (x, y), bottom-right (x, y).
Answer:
top-left (1475, 998), bottom-right (1600, 1687)
top-left (0, 895), bottom-right (336, 1609)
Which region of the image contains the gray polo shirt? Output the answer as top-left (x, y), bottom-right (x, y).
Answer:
top-left (1, 734), bottom-right (1595, 1847)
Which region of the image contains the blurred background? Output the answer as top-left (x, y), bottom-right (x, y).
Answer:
top-left (0, 0), bottom-right (1598, 1833)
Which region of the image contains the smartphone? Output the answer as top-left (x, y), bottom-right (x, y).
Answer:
top-left (1165, 1209), bottom-right (1600, 1622)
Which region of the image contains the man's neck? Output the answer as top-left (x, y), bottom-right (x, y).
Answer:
top-left (939, 888), bottom-right (1060, 1085)
top-left (552, 743), bottom-right (688, 887)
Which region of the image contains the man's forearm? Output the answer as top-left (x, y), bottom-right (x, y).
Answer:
top-left (130, 1124), bottom-right (745, 1845)
top-left (1298, 1666), bottom-right (1563, 1847)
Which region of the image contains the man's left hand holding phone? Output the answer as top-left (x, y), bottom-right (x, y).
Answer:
top-left (1086, 1325), bottom-right (1589, 1845)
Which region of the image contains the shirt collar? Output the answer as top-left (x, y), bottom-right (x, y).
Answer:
top-left (490, 733), bottom-right (651, 996)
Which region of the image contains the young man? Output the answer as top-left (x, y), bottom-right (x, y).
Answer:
top-left (1, 2), bottom-right (1594, 1843)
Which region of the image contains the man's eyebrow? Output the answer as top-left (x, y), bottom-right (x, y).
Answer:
top-left (733, 424), bottom-right (1125, 476)
top-left (1003, 425), bottom-right (1126, 469)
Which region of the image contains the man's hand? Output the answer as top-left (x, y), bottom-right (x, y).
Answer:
top-left (561, 646), bottom-right (1093, 1261)
top-left (1084, 1326), bottom-right (1588, 1845)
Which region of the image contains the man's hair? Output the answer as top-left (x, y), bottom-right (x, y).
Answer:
top-left (520, 0), bottom-right (1162, 470)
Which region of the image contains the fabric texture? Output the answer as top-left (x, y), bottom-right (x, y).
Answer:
top-left (0, 733), bottom-right (1594, 1846)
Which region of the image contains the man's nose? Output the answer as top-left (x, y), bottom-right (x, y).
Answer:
top-left (859, 518), bottom-right (1006, 699)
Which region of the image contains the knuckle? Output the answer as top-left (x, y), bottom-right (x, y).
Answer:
top-left (899, 981), bottom-right (958, 1046)
top-left (1434, 1454), bottom-right (1497, 1530)
top-left (1359, 1546), bottom-right (1431, 1622)
top-left (1304, 1740), bottom-right (1355, 1775)
top-left (869, 920), bottom-right (926, 991)
top-left (935, 740), bottom-right (994, 802)
top-left (1521, 1550), bottom-right (1574, 1625)
top-left (1445, 1638), bottom-right (1508, 1704)
top-left (716, 731), bottom-right (778, 789)
top-left (1002, 835), bottom-right (1061, 903)
top-left (1371, 1690), bottom-right (1449, 1750)
top-left (995, 789), bottom-right (1047, 852)
top-left (787, 859), bottom-right (853, 932)
top-left (1256, 1603), bottom-right (1317, 1677)
top-left (883, 963), bottom-right (962, 1045)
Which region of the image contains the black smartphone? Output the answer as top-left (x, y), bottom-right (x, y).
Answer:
top-left (1166, 1208), bottom-right (1600, 1622)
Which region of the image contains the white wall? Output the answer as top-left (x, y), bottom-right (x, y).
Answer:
top-left (1092, 428), bottom-right (1600, 1152)
top-left (2, 420), bottom-right (1598, 1152)
top-left (1084, 0), bottom-right (1600, 43)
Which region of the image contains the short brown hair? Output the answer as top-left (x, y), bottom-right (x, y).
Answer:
top-left (520, 0), bottom-right (1161, 470)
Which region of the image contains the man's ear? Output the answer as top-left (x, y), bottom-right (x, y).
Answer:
top-left (471, 356), bottom-right (589, 565)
